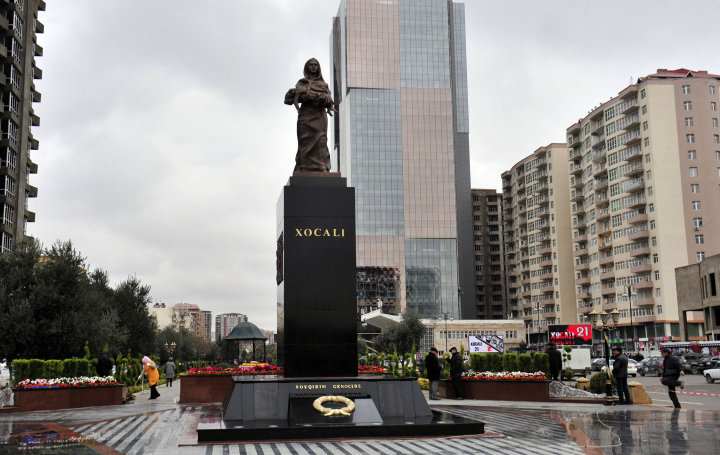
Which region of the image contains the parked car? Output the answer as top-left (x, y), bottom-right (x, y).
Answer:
top-left (637, 357), bottom-right (664, 377)
top-left (601, 360), bottom-right (637, 377)
top-left (698, 356), bottom-right (720, 373)
top-left (591, 358), bottom-right (606, 371)
top-left (680, 353), bottom-right (705, 374)
top-left (704, 366), bottom-right (720, 383)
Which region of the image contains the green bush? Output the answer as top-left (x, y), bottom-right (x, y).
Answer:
top-left (533, 353), bottom-right (550, 379)
top-left (470, 353), bottom-right (487, 372)
top-left (564, 369), bottom-right (575, 380)
top-left (218, 363), bottom-right (231, 369)
top-left (12, 359), bottom-right (30, 385)
top-left (517, 354), bottom-right (533, 373)
top-left (28, 359), bottom-right (46, 380)
top-left (63, 359), bottom-right (78, 378)
top-left (589, 372), bottom-right (617, 395)
top-left (45, 360), bottom-right (64, 379)
top-left (89, 358), bottom-right (98, 377)
top-left (486, 353), bottom-right (502, 373)
top-left (417, 378), bottom-right (428, 390)
top-left (502, 353), bottom-right (518, 372)
top-left (76, 359), bottom-right (90, 377)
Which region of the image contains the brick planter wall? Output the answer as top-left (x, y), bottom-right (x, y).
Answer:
top-left (13, 385), bottom-right (125, 412)
top-left (439, 379), bottom-right (551, 401)
top-left (179, 375), bottom-right (234, 404)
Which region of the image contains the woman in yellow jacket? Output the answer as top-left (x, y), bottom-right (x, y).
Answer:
top-left (139, 356), bottom-right (160, 400)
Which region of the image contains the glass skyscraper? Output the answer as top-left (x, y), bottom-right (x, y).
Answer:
top-left (330, 0), bottom-right (473, 319)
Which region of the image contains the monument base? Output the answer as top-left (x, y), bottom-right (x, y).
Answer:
top-left (196, 376), bottom-right (484, 442)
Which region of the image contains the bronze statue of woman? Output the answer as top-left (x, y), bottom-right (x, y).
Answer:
top-left (284, 58), bottom-right (336, 173)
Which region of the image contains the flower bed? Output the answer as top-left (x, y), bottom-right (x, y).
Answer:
top-left (15, 376), bottom-right (119, 390)
top-left (461, 371), bottom-right (547, 381)
top-left (185, 365), bottom-right (283, 376)
top-left (358, 366), bottom-right (386, 374)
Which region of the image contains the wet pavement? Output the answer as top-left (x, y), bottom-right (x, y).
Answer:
top-left (0, 394), bottom-right (717, 454)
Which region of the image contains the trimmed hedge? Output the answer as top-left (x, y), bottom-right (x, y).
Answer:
top-left (589, 372), bottom-right (617, 395)
top-left (470, 354), bottom-right (486, 373)
top-left (532, 353), bottom-right (550, 379)
top-left (501, 353), bottom-right (518, 372)
top-left (517, 354), bottom-right (533, 373)
top-left (45, 360), bottom-right (64, 379)
top-left (11, 360), bottom-right (30, 385)
top-left (63, 359), bottom-right (78, 378)
top-left (486, 353), bottom-right (502, 373)
top-left (76, 359), bottom-right (90, 377)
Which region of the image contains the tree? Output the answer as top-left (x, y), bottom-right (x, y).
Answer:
top-left (114, 276), bottom-right (157, 356)
top-left (372, 310), bottom-right (425, 372)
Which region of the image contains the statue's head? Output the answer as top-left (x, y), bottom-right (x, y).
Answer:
top-left (304, 58), bottom-right (323, 81)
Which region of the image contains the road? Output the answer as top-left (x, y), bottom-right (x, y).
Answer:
top-left (589, 369), bottom-right (720, 410)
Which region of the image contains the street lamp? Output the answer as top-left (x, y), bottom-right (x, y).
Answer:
top-left (620, 284), bottom-right (639, 352)
top-left (437, 313), bottom-right (453, 354)
top-left (533, 303), bottom-right (542, 347)
top-left (589, 308), bottom-right (620, 406)
top-left (165, 341), bottom-right (176, 356)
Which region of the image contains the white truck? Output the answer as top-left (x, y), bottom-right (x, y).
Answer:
top-left (560, 345), bottom-right (592, 376)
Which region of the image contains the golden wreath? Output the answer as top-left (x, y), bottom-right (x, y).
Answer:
top-left (312, 395), bottom-right (356, 416)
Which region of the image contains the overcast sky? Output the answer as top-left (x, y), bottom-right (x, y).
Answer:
top-left (32, 1), bottom-right (720, 331)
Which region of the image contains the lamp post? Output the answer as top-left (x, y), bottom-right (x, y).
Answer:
top-left (437, 313), bottom-right (453, 354)
top-left (588, 307), bottom-right (620, 406)
top-left (164, 341), bottom-right (176, 356)
top-left (620, 285), bottom-right (639, 352)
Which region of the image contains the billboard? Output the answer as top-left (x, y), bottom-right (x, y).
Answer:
top-left (468, 334), bottom-right (504, 353)
top-left (548, 324), bottom-right (592, 346)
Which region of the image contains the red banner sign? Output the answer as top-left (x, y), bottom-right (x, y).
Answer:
top-left (548, 324), bottom-right (593, 346)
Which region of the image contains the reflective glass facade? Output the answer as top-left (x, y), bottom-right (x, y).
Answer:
top-left (331, 0), bottom-right (471, 319)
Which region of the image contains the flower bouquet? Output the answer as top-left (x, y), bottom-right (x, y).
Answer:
top-left (460, 371), bottom-right (547, 381)
top-left (358, 366), bottom-right (385, 374)
top-left (15, 376), bottom-right (119, 389)
top-left (186, 365), bottom-right (283, 376)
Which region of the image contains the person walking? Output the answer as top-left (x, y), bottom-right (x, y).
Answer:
top-left (96, 353), bottom-right (113, 377)
top-left (165, 357), bottom-right (176, 388)
top-left (449, 347), bottom-right (464, 400)
top-left (612, 347), bottom-right (631, 405)
top-left (425, 348), bottom-right (441, 400)
top-left (139, 356), bottom-right (160, 400)
top-left (547, 343), bottom-right (562, 381)
top-left (661, 348), bottom-right (685, 409)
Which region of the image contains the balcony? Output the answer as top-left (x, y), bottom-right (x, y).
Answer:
top-left (600, 256), bottom-right (614, 266)
top-left (540, 286), bottom-right (554, 293)
top-left (621, 161), bottom-right (644, 178)
top-left (598, 225), bottom-right (611, 236)
top-left (540, 273), bottom-right (553, 282)
top-left (538, 247), bottom-right (552, 255)
top-left (634, 315), bottom-right (655, 323)
top-left (599, 240), bottom-right (612, 250)
top-left (577, 292), bottom-right (592, 299)
top-left (619, 144), bottom-right (643, 163)
top-left (573, 248), bottom-right (589, 257)
top-left (567, 135), bottom-right (582, 147)
top-left (600, 271), bottom-right (615, 280)
top-left (570, 192), bottom-right (585, 203)
top-left (618, 112), bottom-right (640, 131)
top-left (595, 179), bottom-right (608, 191)
top-left (629, 247), bottom-right (651, 257)
top-left (575, 277), bottom-right (591, 285)
top-left (539, 259), bottom-right (552, 267)
top-left (592, 147), bottom-right (607, 163)
top-left (522, 291), bottom-right (532, 298)
top-left (630, 264), bottom-right (652, 273)
top-left (633, 298), bottom-right (655, 307)
top-left (622, 178), bottom-right (645, 194)
top-left (522, 279), bottom-right (530, 285)
top-left (627, 213), bottom-right (648, 225)
top-left (634, 280), bottom-right (654, 290)
top-left (628, 230), bottom-right (649, 241)
top-left (625, 195), bottom-right (647, 209)
top-left (578, 306), bottom-right (593, 314)
top-left (542, 312), bottom-right (557, 319)
top-left (569, 163), bottom-right (583, 175)
top-left (573, 234), bottom-right (588, 243)
top-left (575, 263), bottom-right (590, 271)
top-left (601, 287), bottom-right (616, 296)
top-left (569, 148), bottom-right (583, 161)
top-left (593, 163), bottom-right (607, 178)
top-left (522, 314), bottom-right (534, 322)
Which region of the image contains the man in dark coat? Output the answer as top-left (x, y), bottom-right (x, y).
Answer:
top-left (96, 353), bottom-right (113, 377)
top-left (612, 347), bottom-right (630, 405)
top-left (661, 348), bottom-right (685, 408)
top-left (547, 343), bottom-right (562, 381)
top-left (529, 346), bottom-right (537, 358)
top-left (449, 347), bottom-right (464, 400)
top-left (425, 348), bottom-right (441, 400)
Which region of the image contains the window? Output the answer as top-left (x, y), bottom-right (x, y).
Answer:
top-left (607, 137), bottom-right (617, 150)
top-left (605, 108), bottom-right (615, 121)
top-left (608, 152), bottom-right (618, 166)
top-left (643, 121), bottom-right (648, 131)
top-left (696, 235), bottom-right (704, 244)
top-left (642, 105), bottom-right (647, 115)
top-left (682, 85), bottom-right (691, 94)
top-left (648, 187), bottom-right (653, 196)
top-left (697, 252), bottom-right (706, 261)
top-left (646, 154), bottom-right (651, 163)
top-left (656, 288), bottom-right (662, 297)
top-left (649, 203), bottom-right (654, 213)
top-left (684, 101), bottom-right (692, 110)
top-left (650, 220), bottom-right (656, 229)
top-left (609, 168), bottom-right (619, 181)
top-left (692, 201), bottom-right (701, 210)
top-left (688, 150), bottom-right (697, 159)
top-left (715, 135), bottom-right (719, 144)
top-left (647, 170), bottom-right (652, 180)
top-left (714, 119), bottom-right (718, 128)
top-left (611, 200), bottom-right (622, 212)
top-left (717, 151), bottom-right (720, 160)
top-left (655, 271), bottom-right (660, 281)
top-left (694, 217), bottom-right (703, 228)
top-left (712, 86), bottom-right (716, 95)
top-left (653, 254), bottom-right (659, 263)
top-left (691, 184), bottom-right (699, 193)
top-left (606, 123), bottom-right (616, 136)
top-left (644, 137), bottom-right (650, 147)
top-left (713, 102), bottom-right (717, 111)
top-left (711, 273), bottom-right (717, 296)
top-left (641, 88), bottom-right (646, 99)
top-left (687, 134), bottom-right (695, 143)
top-left (657, 305), bottom-right (663, 315)
top-left (686, 118), bottom-right (694, 127)
top-left (610, 183), bottom-right (620, 197)
top-left (652, 237), bottom-right (657, 246)
top-left (690, 167), bottom-right (698, 177)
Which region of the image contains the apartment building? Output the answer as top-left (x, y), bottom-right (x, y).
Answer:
top-left (215, 313), bottom-right (248, 341)
top-left (501, 144), bottom-right (576, 346)
top-left (202, 310), bottom-right (212, 342)
top-left (174, 303), bottom-right (204, 339)
top-left (0, 0), bottom-right (45, 253)
top-left (471, 189), bottom-right (505, 319)
top-left (566, 68), bottom-right (720, 349)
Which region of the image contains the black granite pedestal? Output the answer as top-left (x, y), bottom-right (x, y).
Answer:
top-left (276, 174), bottom-right (357, 378)
top-left (196, 376), bottom-right (484, 442)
